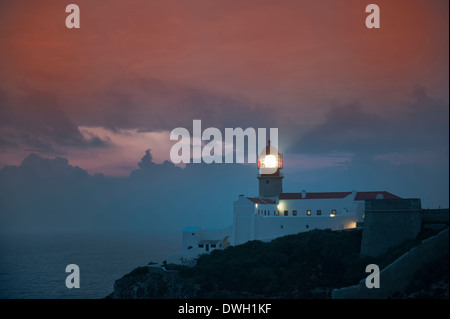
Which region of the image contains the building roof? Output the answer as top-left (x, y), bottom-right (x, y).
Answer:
top-left (247, 197), bottom-right (276, 204)
top-left (354, 191), bottom-right (401, 201)
top-left (279, 191), bottom-right (401, 201)
top-left (279, 192), bottom-right (351, 200)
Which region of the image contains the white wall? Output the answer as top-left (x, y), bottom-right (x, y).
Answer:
top-left (231, 197), bottom-right (256, 245)
top-left (231, 197), bottom-right (361, 245)
top-left (182, 226), bottom-right (231, 250)
top-left (176, 196), bottom-right (363, 264)
top-left (182, 227), bottom-right (202, 250)
top-left (278, 197), bottom-right (356, 217)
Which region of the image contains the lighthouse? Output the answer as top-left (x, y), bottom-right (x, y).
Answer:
top-left (257, 140), bottom-right (284, 198)
top-left (167, 139), bottom-right (402, 264)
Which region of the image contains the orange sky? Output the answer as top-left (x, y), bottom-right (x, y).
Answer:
top-left (0, 0), bottom-right (448, 175)
top-left (1, 0), bottom-right (448, 100)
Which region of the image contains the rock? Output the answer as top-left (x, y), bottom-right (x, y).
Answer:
top-left (112, 266), bottom-right (198, 299)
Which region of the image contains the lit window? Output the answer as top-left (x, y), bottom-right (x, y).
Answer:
top-left (293, 210), bottom-right (297, 216)
top-left (317, 210), bottom-right (322, 215)
top-left (307, 210), bottom-right (311, 216)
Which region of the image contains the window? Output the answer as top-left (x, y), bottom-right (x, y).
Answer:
top-left (306, 225), bottom-right (309, 229)
top-left (284, 210), bottom-right (288, 216)
top-left (211, 244), bottom-right (216, 248)
top-left (280, 225), bottom-right (284, 229)
top-left (317, 210), bottom-right (322, 216)
top-left (198, 244), bottom-right (204, 248)
top-left (293, 210), bottom-right (297, 216)
top-left (332, 209), bottom-right (337, 215)
top-left (307, 210), bottom-right (311, 216)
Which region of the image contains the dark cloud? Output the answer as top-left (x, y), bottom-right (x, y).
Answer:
top-left (283, 151), bottom-right (449, 209)
top-left (0, 151), bottom-right (256, 236)
top-left (74, 77), bottom-right (276, 132)
top-left (288, 87), bottom-right (449, 155)
top-left (0, 89), bottom-right (110, 153)
top-left (1, 148), bottom-right (447, 238)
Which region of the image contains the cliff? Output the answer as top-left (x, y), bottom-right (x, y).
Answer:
top-left (108, 226), bottom-right (448, 299)
top-left (110, 265), bottom-right (199, 299)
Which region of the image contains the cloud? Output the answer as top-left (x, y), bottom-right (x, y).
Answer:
top-left (283, 151), bottom-right (449, 209)
top-left (0, 89), bottom-right (110, 153)
top-left (1, 147), bottom-right (448, 239)
top-left (74, 76), bottom-right (276, 132)
top-left (288, 87), bottom-right (449, 156)
top-left (0, 151), bottom-right (256, 236)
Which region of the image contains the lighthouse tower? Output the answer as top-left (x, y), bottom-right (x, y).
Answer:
top-left (257, 140), bottom-right (283, 198)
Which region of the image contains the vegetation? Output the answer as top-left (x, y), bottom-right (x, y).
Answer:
top-left (163, 226), bottom-right (448, 298)
top-left (165, 229), bottom-right (351, 297)
top-left (402, 252), bottom-right (449, 299)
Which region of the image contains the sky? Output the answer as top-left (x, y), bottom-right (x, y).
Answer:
top-left (0, 0), bottom-right (448, 235)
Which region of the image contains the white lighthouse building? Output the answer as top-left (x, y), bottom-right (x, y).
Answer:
top-left (167, 141), bottom-right (400, 265)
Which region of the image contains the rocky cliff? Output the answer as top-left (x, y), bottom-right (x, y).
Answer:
top-left (111, 265), bottom-right (198, 299)
top-left (109, 225), bottom-right (448, 299)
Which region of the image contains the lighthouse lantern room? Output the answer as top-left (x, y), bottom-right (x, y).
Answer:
top-left (257, 140), bottom-right (284, 198)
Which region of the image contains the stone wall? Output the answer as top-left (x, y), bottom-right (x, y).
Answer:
top-left (332, 227), bottom-right (449, 299)
top-left (360, 198), bottom-right (422, 257)
top-left (422, 209), bottom-right (449, 224)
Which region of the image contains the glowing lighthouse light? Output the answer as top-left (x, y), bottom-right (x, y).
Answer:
top-left (264, 155), bottom-right (278, 168)
top-left (257, 140), bottom-right (283, 177)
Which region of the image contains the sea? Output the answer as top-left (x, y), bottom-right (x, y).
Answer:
top-left (0, 233), bottom-right (179, 299)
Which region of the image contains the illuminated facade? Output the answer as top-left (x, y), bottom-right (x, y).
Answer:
top-left (167, 141), bottom-right (401, 265)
